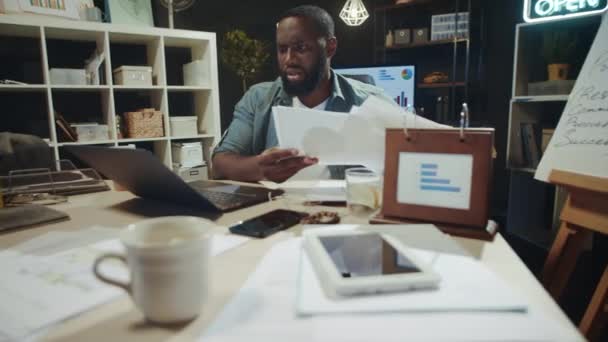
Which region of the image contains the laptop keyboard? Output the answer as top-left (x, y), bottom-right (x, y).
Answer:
top-left (198, 190), bottom-right (262, 211)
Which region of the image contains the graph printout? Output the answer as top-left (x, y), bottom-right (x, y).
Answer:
top-left (397, 152), bottom-right (473, 210)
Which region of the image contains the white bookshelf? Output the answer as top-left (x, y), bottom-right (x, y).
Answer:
top-left (505, 15), bottom-right (602, 249)
top-left (0, 15), bottom-right (221, 176)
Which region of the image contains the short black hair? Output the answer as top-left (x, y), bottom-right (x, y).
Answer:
top-left (277, 5), bottom-right (335, 39)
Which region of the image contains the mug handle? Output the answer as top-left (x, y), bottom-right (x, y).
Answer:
top-left (93, 253), bottom-right (131, 293)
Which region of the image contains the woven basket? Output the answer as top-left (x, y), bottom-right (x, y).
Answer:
top-left (123, 109), bottom-right (164, 138)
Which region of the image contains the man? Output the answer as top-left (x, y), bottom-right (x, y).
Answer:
top-left (212, 5), bottom-right (391, 183)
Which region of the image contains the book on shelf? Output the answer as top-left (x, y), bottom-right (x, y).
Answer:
top-left (541, 128), bottom-right (555, 153)
top-left (520, 122), bottom-right (542, 168)
top-left (54, 111), bottom-right (78, 142)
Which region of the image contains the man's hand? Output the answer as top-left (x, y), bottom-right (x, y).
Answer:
top-left (257, 148), bottom-right (318, 183)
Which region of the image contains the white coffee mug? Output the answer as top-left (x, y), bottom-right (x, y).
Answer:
top-left (93, 216), bottom-right (213, 323)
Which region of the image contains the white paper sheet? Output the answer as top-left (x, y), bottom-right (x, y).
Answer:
top-left (297, 249), bottom-right (527, 315)
top-left (0, 232), bottom-right (249, 341)
top-left (260, 180), bottom-right (346, 202)
top-left (200, 236), bottom-right (583, 342)
top-left (273, 96), bottom-right (450, 172)
top-left (535, 12), bottom-right (608, 181)
top-left (12, 226), bottom-right (118, 256)
top-left (273, 105), bottom-right (352, 165)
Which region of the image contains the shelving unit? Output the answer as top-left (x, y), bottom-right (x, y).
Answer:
top-left (505, 14), bottom-right (602, 249)
top-left (378, 37), bottom-right (467, 50)
top-left (372, 0), bottom-right (482, 125)
top-left (418, 81), bottom-right (465, 89)
top-left (0, 15), bottom-right (221, 177)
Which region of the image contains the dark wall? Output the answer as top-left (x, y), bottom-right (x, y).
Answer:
top-left (157, 0), bottom-right (523, 216)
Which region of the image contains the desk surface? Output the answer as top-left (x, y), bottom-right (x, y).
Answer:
top-left (0, 186), bottom-right (582, 341)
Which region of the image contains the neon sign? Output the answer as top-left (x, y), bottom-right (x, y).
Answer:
top-left (524, 0), bottom-right (608, 22)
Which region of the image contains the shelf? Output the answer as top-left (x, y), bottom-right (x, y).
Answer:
top-left (51, 85), bottom-right (110, 91)
top-left (512, 95), bottom-right (569, 102)
top-left (375, 0), bottom-right (443, 11)
top-left (167, 85), bottom-right (212, 92)
top-left (418, 82), bottom-right (466, 89)
top-left (381, 38), bottom-right (467, 51)
top-left (509, 166), bottom-right (537, 174)
top-left (169, 134), bottom-right (215, 140)
top-left (1, 16), bottom-right (220, 175)
top-left (117, 137), bottom-right (169, 143)
top-left (0, 85), bottom-right (46, 92)
top-left (57, 140), bottom-right (115, 146)
top-left (113, 85), bottom-right (164, 91)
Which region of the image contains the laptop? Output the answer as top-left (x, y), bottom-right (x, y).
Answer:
top-left (65, 146), bottom-right (283, 212)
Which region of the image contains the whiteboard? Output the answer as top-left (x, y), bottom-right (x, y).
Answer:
top-left (535, 12), bottom-right (608, 181)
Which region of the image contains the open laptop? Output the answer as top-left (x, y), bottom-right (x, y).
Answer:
top-left (65, 146), bottom-right (283, 212)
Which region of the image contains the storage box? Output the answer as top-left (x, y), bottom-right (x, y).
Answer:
top-left (171, 142), bottom-right (204, 167)
top-left (412, 28), bottom-right (429, 43)
top-left (173, 163), bottom-right (208, 183)
top-left (123, 109), bottom-right (164, 138)
top-left (431, 12), bottom-right (469, 41)
top-left (113, 66), bottom-right (153, 86)
top-left (183, 60), bottom-right (208, 86)
top-left (169, 116), bottom-right (198, 137)
top-left (50, 68), bottom-right (87, 85)
top-left (393, 29), bottom-right (411, 45)
top-left (71, 123), bottom-right (109, 142)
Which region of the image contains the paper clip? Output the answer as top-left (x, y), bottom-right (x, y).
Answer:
top-left (459, 102), bottom-right (469, 141)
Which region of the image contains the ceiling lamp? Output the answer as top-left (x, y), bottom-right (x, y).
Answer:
top-left (339, 0), bottom-right (370, 26)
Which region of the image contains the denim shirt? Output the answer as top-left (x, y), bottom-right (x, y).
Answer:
top-left (213, 70), bottom-right (391, 157)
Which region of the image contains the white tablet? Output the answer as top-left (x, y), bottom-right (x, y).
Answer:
top-left (304, 230), bottom-right (440, 297)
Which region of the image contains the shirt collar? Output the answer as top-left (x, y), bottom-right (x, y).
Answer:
top-left (274, 69), bottom-right (346, 106)
top-left (328, 69), bottom-right (346, 103)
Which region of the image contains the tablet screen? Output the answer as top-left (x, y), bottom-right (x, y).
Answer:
top-left (319, 234), bottom-right (421, 278)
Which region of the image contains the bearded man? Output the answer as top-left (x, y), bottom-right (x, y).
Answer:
top-left (212, 5), bottom-right (390, 183)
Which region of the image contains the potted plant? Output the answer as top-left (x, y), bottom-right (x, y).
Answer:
top-left (542, 30), bottom-right (578, 81)
top-left (221, 29), bottom-right (270, 94)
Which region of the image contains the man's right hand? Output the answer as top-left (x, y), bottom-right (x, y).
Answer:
top-left (257, 148), bottom-right (318, 183)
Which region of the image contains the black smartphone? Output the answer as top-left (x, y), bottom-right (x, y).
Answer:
top-left (229, 209), bottom-right (308, 238)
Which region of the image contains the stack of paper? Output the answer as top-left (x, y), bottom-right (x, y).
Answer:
top-left (260, 179), bottom-right (346, 202)
top-left (272, 96), bottom-right (450, 172)
top-left (297, 248), bottom-right (527, 315)
top-left (201, 226), bottom-right (582, 341)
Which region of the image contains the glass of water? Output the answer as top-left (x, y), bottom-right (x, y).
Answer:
top-left (345, 167), bottom-right (382, 218)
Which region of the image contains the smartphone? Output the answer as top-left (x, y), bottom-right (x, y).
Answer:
top-left (229, 209), bottom-right (308, 238)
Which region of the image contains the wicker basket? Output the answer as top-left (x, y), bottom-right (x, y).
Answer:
top-left (123, 109), bottom-right (164, 138)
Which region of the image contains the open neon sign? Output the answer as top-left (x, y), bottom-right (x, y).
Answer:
top-left (524, 0), bottom-right (608, 22)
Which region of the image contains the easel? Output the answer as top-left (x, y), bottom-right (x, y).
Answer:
top-left (542, 169), bottom-right (608, 341)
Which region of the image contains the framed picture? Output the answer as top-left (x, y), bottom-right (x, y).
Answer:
top-left (105, 0), bottom-right (153, 27)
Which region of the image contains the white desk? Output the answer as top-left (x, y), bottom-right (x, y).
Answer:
top-left (0, 186), bottom-right (583, 341)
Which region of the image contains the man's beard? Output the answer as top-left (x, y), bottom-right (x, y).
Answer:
top-left (280, 54), bottom-right (327, 96)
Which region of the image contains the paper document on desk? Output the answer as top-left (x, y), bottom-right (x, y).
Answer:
top-left (297, 249), bottom-right (527, 315)
top-left (200, 235), bottom-right (582, 342)
top-left (260, 180), bottom-right (346, 202)
top-left (297, 224), bottom-right (527, 314)
top-left (0, 232), bottom-right (249, 341)
top-left (272, 96), bottom-right (449, 172)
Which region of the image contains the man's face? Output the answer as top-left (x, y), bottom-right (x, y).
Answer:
top-left (276, 17), bottom-right (328, 96)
